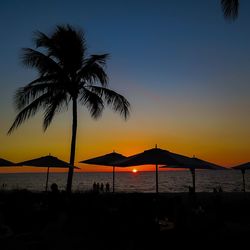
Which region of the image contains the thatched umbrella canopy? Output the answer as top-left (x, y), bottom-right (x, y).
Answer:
top-left (17, 155), bottom-right (79, 191)
top-left (232, 162), bottom-right (250, 192)
top-left (161, 157), bottom-right (226, 192)
top-left (80, 152), bottom-right (127, 192)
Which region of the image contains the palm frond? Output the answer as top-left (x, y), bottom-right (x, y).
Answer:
top-left (14, 83), bottom-right (50, 111)
top-left (21, 48), bottom-right (62, 75)
top-left (49, 25), bottom-right (87, 72)
top-left (221, 0), bottom-right (239, 20)
top-left (27, 75), bottom-right (59, 86)
top-left (14, 75), bottom-right (62, 110)
top-left (43, 92), bottom-right (69, 131)
top-left (79, 87), bottom-right (104, 119)
top-left (33, 31), bottom-right (52, 49)
top-left (8, 93), bottom-right (50, 134)
top-left (85, 54), bottom-right (109, 66)
top-left (87, 86), bottom-right (130, 120)
top-left (78, 54), bottom-right (109, 87)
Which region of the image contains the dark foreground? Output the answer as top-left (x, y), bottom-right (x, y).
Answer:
top-left (1, 191), bottom-right (250, 249)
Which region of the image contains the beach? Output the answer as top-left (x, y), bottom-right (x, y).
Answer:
top-left (1, 190), bottom-right (250, 249)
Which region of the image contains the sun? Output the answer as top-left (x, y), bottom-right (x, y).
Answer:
top-left (132, 169), bottom-right (138, 173)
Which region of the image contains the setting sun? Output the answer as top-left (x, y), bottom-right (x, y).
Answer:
top-left (132, 169), bottom-right (138, 173)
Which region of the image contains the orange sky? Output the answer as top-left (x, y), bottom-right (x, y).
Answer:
top-left (1, 103), bottom-right (249, 173)
top-left (1, 103), bottom-right (250, 173)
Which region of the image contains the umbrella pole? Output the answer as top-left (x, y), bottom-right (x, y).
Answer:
top-left (45, 166), bottom-right (50, 192)
top-left (242, 169), bottom-right (246, 192)
top-left (156, 164), bottom-right (158, 193)
top-left (113, 166), bottom-right (115, 193)
top-left (190, 168), bottom-right (196, 193)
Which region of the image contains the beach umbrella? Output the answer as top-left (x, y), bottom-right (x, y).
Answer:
top-left (0, 158), bottom-right (21, 189)
top-left (0, 158), bottom-right (16, 166)
top-left (16, 155), bottom-right (79, 191)
top-left (0, 158), bottom-right (17, 188)
top-left (80, 152), bottom-right (127, 192)
top-left (161, 156), bottom-right (225, 192)
top-left (114, 145), bottom-right (188, 193)
top-left (232, 162), bottom-right (250, 192)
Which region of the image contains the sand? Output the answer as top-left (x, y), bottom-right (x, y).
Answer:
top-left (1, 190), bottom-right (250, 249)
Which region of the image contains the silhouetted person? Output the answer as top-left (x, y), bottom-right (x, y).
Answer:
top-left (93, 182), bottom-right (97, 191)
top-left (100, 183), bottom-right (104, 192)
top-left (2, 183), bottom-right (6, 190)
top-left (105, 182), bottom-right (110, 192)
top-left (51, 183), bottom-right (59, 194)
top-left (189, 186), bottom-right (194, 193)
top-left (49, 183), bottom-right (61, 214)
top-left (96, 183), bottom-right (100, 193)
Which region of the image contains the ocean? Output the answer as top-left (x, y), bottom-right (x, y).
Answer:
top-left (0, 170), bottom-right (248, 192)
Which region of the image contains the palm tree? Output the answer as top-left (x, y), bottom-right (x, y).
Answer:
top-left (8, 25), bottom-right (130, 192)
top-left (221, 0), bottom-right (239, 20)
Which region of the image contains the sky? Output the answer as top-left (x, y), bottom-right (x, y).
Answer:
top-left (0, 0), bottom-right (250, 173)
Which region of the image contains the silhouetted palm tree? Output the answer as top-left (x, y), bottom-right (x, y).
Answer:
top-left (221, 0), bottom-right (239, 20)
top-left (8, 25), bottom-right (130, 192)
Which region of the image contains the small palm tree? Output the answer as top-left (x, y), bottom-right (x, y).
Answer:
top-left (8, 25), bottom-right (130, 192)
top-left (221, 0), bottom-right (239, 20)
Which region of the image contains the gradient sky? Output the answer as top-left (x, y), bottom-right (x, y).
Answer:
top-left (0, 0), bottom-right (250, 173)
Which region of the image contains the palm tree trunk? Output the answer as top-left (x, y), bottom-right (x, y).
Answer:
top-left (190, 168), bottom-right (196, 193)
top-left (66, 97), bottom-right (77, 193)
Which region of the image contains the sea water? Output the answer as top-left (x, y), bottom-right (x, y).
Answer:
top-left (0, 170), bottom-right (248, 192)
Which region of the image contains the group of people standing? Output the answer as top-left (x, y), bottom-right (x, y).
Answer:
top-left (93, 182), bottom-right (110, 193)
